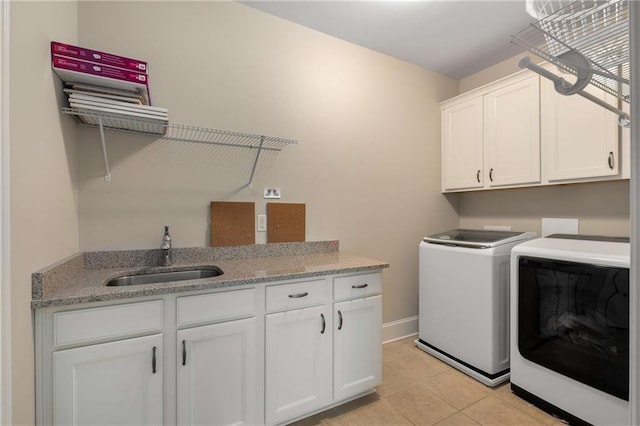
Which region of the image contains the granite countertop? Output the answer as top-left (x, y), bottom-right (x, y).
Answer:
top-left (32, 241), bottom-right (389, 309)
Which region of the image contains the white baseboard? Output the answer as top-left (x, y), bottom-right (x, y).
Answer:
top-left (382, 316), bottom-right (418, 344)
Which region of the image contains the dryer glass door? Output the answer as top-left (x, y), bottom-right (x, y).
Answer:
top-left (518, 256), bottom-right (629, 401)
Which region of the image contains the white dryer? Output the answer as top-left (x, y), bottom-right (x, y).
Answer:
top-left (509, 235), bottom-right (630, 425)
top-left (416, 229), bottom-right (533, 386)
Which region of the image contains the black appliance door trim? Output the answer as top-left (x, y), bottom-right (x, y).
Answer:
top-left (417, 339), bottom-right (509, 380)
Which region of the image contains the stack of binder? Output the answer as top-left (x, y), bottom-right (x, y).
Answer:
top-left (51, 41), bottom-right (168, 134)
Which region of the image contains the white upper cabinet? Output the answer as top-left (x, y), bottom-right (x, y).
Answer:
top-left (621, 101), bottom-right (630, 179)
top-left (484, 75), bottom-right (540, 188)
top-left (541, 67), bottom-right (620, 182)
top-left (441, 65), bottom-right (627, 193)
top-left (442, 97), bottom-right (484, 191)
top-left (441, 71), bottom-right (540, 192)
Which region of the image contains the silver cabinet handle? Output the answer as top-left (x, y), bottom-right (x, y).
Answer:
top-left (320, 313), bottom-right (326, 334)
top-left (352, 283), bottom-right (368, 289)
top-left (152, 346), bottom-right (157, 374)
top-left (288, 292), bottom-right (309, 298)
top-left (476, 170), bottom-right (481, 183)
top-left (489, 168), bottom-right (494, 182)
top-left (182, 340), bottom-right (186, 366)
top-left (337, 310), bottom-right (343, 330)
top-left (608, 152), bottom-right (615, 169)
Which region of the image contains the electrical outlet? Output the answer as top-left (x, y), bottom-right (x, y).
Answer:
top-left (264, 187), bottom-right (281, 199)
top-left (257, 214), bottom-right (267, 232)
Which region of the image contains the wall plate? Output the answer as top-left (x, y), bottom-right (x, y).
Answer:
top-left (264, 187), bottom-right (281, 199)
top-left (541, 217), bottom-right (579, 237)
top-left (257, 214), bottom-right (267, 232)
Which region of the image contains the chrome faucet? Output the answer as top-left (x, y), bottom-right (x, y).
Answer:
top-left (161, 225), bottom-right (172, 266)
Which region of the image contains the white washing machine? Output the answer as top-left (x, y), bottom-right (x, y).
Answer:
top-left (416, 229), bottom-right (534, 386)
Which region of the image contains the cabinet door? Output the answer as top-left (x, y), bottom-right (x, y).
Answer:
top-left (484, 75), bottom-right (540, 187)
top-left (177, 317), bottom-right (257, 426)
top-left (334, 295), bottom-right (382, 401)
top-left (542, 77), bottom-right (619, 181)
top-left (442, 97), bottom-right (484, 191)
top-left (621, 101), bottom-right (630, 179)
top-left (265, 305), bottom-right (331, 425)
top-left (53, 334), bottom-right (162, 426)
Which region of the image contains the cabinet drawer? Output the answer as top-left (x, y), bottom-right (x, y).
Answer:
top-left (177, 288), bottom-right (256, 327)
top-left (334, 272), bottom-right (382, 300)
top-left (266, 279), bottom-right (328, 312)
top-left (53, 300), bottom-right (163, 347)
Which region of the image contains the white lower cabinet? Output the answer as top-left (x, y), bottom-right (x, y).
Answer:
top-left (38, 270), bottom-right (383, 426)
top-left (333, 295), bottom-right (382, 401)
top-left (265, 305), bottom-right (332, 425)
top-left (53, 334), bottom-right (163, 426)
top-left (177, 317), bottom-right (257, 426)
top-left (265, 273), bottom-right (383, 425)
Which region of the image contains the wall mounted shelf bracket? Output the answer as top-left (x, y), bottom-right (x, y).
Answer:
top-left (97, 116), bottom-right (112, 182)
top-left (245, 136), bottom-right (265, 189)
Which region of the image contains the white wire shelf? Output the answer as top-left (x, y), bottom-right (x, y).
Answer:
top-left (512, 0), bottom-right (630, 125)
top-left (62, 107), bottom-right (297, 150)
top-left (62, 107), bottom-right (298, 183)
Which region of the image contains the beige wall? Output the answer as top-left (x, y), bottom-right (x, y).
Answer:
top-left (458, 181), bottom-right (630, 236)
top-left (459, 55), bottom-right (525, 93)
top-left (9, 2), bottom-right (79, 424)
top-left (75, 2), bottom-right (459, 326)
top-left (9, 3), bottom-right (630, 423)
top-left (456, 55), bottom-right (631, 237)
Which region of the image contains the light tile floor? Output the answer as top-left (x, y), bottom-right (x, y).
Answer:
top-left (292, 336), bottom-right (566, 426)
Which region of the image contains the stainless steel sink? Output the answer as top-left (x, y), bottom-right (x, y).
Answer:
top-left (106, 266), bottom-right (223, 286)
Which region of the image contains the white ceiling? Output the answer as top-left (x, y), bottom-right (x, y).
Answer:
top-left (241, 1), bottom-right (537, 79)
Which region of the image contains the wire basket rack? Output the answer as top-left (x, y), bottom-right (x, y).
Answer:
top-left (512, 0), bottom-right (629, 104)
